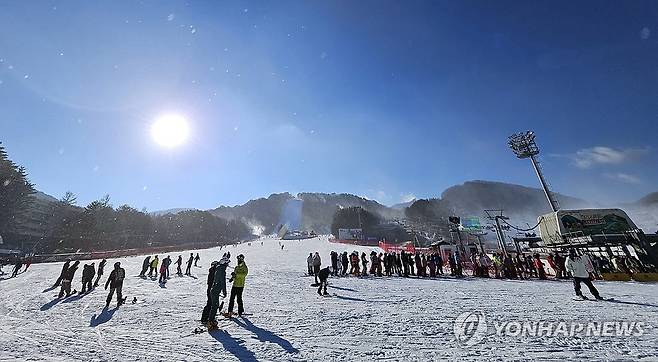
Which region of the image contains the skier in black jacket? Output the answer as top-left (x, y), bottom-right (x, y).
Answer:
top-left (94, 259), bottom-right (106, 288)
top-left (317, 267), bottom-right (331, 296)
top-left (54, 259), bottom-right (71, 287)
top-left (139, 256), bottom-right (150, 277)
top-left (105, 262), bottom-right (126, 308)
top-left (185, 253), bottom-right (194, 275)
top-left (330, 251), bottom-right (339, 276)
top-left (58, 261), bottom-right (80, 298)
top-left (201, 261), bottom-right (218, 323)
top-left (175, 255), bottom-right (183, 276)
top-left (80, 263), bottom-right (95, 294)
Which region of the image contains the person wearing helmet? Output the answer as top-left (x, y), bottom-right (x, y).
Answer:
top-left (201, 260), bottom-right (219, 324)
top-left (207, 253), bottom-right (231, 329)
top-left (227, 254), bottom-right (248, 317)
top-left (105, 262), bottom-right (126, 308)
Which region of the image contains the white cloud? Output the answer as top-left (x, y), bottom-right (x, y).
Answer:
top-left (604, 172), bottom-right (642, 184)
top-left (571, 146), bottom-right (648, 169)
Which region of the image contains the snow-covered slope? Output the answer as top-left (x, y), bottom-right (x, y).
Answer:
top-left (0, 237), bottom-right (656, 361)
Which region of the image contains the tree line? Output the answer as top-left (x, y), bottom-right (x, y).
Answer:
top-left (0, 142), bottom-right (251, 253)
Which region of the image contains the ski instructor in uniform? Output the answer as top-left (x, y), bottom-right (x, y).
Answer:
top-left (227, 254), bottom-right (248, 317)
top-left (105, 262), bottom-right (126, 308)
top-left (565, 249), bottom-right (603, 300)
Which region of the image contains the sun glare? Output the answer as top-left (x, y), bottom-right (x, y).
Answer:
top-left (151, 114), bottom-right (190, 148)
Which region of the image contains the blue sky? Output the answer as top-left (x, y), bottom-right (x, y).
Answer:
top-left (1, 1), bottom-right (657, 210)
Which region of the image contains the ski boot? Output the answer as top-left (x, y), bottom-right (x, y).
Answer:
top-left (207, 320), bottom-right (219, 332)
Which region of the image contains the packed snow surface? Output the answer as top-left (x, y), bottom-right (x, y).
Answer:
top-left (1, 237), bottom-right (657, 361)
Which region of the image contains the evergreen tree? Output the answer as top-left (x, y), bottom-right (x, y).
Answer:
top-left (0, 142), bottom-right (36, 236)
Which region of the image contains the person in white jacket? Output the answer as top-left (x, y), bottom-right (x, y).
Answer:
top-left (565, 249), bottom-right (603, 300)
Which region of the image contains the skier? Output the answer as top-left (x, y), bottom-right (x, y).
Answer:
top-left (341, 252), bottom-right (349, 276)
top-left (207, 254), bottom-right (230, 329)
top-left (185, 253), bottom-right (194, 275)
top-left (312, 252), bottom-right (322, 284)
top-left (361, 252), bottom-right (369, 276)
top-left (201, 260), bottom-right (218, 324)
top-left (227, 254), bottom-right (248, 317)
top-left (22, 256), bottom-right (31, 272)
top-left (94, 259), bottom-right (106, 288)
top-left (59, 261), bottom-right (80, 298)
top-left (105, 262), bottom-right (126, 308)
top-left (317, 266), bottom-right (331, 296)
top-left (159, 257), bottom-right (169, 284)
top-left (330, 251), bottom-right (339, 276)
top-left (139, 256), bottom-right (150, 277)
top-left (80, 262), bottom-right (95, 294)
top-left (11, 258), bottom-right (22, 278)
top-left (565, 249), bottom-right (602, 300)
top-left (149, 255), bottom-right (159, 277)
top-left (194, 253), bottom-right (200, 267)
top-left (447, 252), bottom-right (456, 276)
top-left (54, 259), bottom-right (71, 287)
top-left (175, 255), bottom-right (183, 276)
top-left (307, 253), bottom-right (313, 276)
top-left (534, 254), bottom-right (547, 280)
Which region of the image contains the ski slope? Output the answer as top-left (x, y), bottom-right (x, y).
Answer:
top-left (0, 236), bottom-right (656, 361)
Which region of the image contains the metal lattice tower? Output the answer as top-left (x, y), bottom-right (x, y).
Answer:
top-left (508, 131), bottom-right (560, 212)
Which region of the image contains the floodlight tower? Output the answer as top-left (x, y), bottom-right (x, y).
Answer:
top-left (508, 131), bottom-right (559, 212)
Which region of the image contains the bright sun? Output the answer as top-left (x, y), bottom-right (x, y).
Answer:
top-left (151, 114), bottom-right (190, 148)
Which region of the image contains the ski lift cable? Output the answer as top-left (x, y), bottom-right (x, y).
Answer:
top-left (500, 217), bottom-right (543, 232)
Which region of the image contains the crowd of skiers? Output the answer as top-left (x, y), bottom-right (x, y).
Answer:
top-left (52, 258), bottom-right (127, 307)
top-left (138, 253), bottom-right (201, 284)
top-left (0, 255), bottom-right (32, 278)
top-left (307, 247), bottom-right (610, 300)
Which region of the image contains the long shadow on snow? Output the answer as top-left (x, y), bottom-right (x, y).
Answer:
top-left (42, 285), bottom-right (58, 293)
top-left (40, 298), bottom-right (63, 311)
top-left (607, 299), bottom-right (658, 309)
top-left (210, 330), bottom-right (258, 362)
top-left (90, 307), bottom-right (118, 327)
top-left (62, 291), bottom-right (94, 303)
top-left (328, 285), bottom-right (358, 292)
top-left (231, 317), bottom-right (299, 354)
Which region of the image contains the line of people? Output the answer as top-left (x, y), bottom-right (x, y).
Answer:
top-left (52, 258), bottom-right (126, 307)
top-left (138, 253), bottom-right (200, 284)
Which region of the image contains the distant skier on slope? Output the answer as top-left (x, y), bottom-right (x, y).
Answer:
top-left (307, 253), bottom-right (313, 276)
top-left (54, 259), bottom-right (71, 287)
top-left (312, 252), bottom-right (321, 284)
top-left (80, 262), bottom-right (95, 294)
top-left (565, 249), bottom-right (603, 300)
top-left (105, 262), bottom-right (126, 308)
top-left (317, 266), bottom-right (331, 296)
top-left (149, 255), bottom-right (159, 277)
top-left (175, 255), bottom-right (183, 276)
top-left (185, 253), bottom-right (194, 275)
top-left (94, 259), bottom-right (106, 288)
top-left (11, 258), bottom-right (22, 278)
top-left (330, 251), bottom-right (339, 276)
top-left (58, 261), bottom-right (80, 298)
top-left (139, 256), bottom-right (150, 277)
top-left (194, 253), bottom-right (200, 267)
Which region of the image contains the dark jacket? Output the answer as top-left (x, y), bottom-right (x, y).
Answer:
top-left (64, 261), bottom-right (80, 280)
top-left (142, 257), bottom-right (150, 269)
top-left (207, 264), bottom-right (217, 286)
top-left (82, 264), bottom-right (95, 280)
top-left (105, 267), bottom-right (126, 289)
top-left (59, 261), bottom-right (71, 277)
top-left (98, 260), bottom-right (106, 275)
top-left (319, 267), bottom-right (331, 281)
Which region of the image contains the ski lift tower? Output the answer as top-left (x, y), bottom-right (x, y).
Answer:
top-left (508, 131), bottom-right (560, 212)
